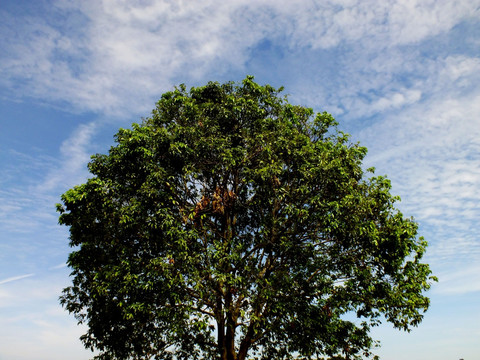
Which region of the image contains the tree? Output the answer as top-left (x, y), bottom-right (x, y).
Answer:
top-left (57, 76), bottom-right (436, 360)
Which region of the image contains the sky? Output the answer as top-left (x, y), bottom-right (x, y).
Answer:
top-left (0, 0), bottom-right (479, 359)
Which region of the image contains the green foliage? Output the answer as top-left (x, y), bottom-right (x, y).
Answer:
top-left (57, 76), bottom-right (436, 360)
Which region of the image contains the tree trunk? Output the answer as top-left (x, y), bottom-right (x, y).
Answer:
top-left (237, 337), bottom-right (251, 360)
top-left (225, 290), bottom-right (237, 360)
top-left (225, 321), bottom-right (236, 360)
top-left (217, 293), bottom-right (227, 360)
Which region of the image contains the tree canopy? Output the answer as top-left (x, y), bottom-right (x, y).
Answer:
top-left (57, 76), bottom-right (436, 360)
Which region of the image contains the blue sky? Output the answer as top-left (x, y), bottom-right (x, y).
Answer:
top-left (1, 0), bottom-right (479, 359)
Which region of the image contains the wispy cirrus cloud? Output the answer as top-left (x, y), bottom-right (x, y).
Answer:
top-left (0, 274), bottom-right (35, 286)
top-left (0, 121), bottom-right (97, 237)
top-left (38, 121), bottom-right (97, 193)
top-left (0, 270), bottom-right (93, 360)
top-left (433, 263), bottom-right (480, 295)
top-left (0, 121), bottom-right (98, 280)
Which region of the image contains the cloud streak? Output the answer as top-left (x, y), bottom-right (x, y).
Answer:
top-left (0, 274), bottom-right (35, 286)
top-left (38, 121), bottom-right (98, 193)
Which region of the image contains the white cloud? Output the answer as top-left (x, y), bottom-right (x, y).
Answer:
top-left (38, 121), bottom-right (97, 193)
top-left (50, 263), bottom-right (68, 270)
top-left (349, 51), bottom-right (480, 296)
top-left (0, 122), bottom-right (98, 287)
top-left (1, 0), bottom-right (478, 117)
top-left (443, 56), bottom-right (480, 82)
top-left (346, 88), bottom-right (423, 118)
top-left (362, 91), bottom-right (480, 222)
top-left (0, 274), bottom-right (35, 286)
top-left (0, 184), bottom-right (57, 236)
top-left (386, 0), bottom-right (474, 44)
top-left (0, 273), bottom-right (94, 360)
top-left (0, 121), bottom-right (97, 250)
top-left (270, 0), bottom-right (479, 50)
top-left (434, 264), bottom-right (480, 295)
